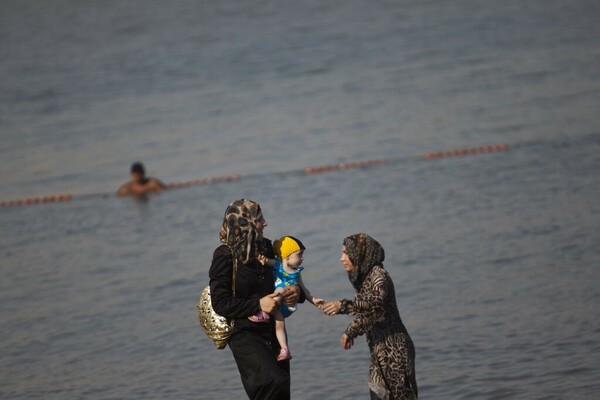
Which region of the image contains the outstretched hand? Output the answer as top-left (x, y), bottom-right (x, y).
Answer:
top-left (313, 298), bottom-right (326, 309)
top-left (322, 301), bottom-right (341, 316)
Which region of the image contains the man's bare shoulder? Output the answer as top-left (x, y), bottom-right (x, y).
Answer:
top-left (147, 177), bottom-right (166, 190)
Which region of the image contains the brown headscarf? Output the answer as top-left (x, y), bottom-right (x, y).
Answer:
top-left (219, 198), bottom-right (266, 264)
top-left (343, 233), bottom-right (385, 290)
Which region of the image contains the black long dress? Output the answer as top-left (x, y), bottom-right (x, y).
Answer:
top-left (209, 241), bottom-right (291, 400)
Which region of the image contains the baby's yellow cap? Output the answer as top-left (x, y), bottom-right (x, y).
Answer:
top-left (273, 236), bottom-right (305, 259)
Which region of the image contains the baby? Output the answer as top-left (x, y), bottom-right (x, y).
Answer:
top-left (249, 236), bottom-right (324, 361)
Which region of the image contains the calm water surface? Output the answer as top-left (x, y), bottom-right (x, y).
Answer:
top-left (1, 1), bottom-right (599, 399)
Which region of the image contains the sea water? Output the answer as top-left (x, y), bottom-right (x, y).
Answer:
top-left (1, 1), bottom-right (599, 398)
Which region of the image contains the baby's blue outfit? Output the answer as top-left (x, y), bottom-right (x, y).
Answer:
top-left (273, 257), bottom-right (304, 318)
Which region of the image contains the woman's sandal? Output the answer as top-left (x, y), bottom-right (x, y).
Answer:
top-left (248, 311), bottom-right (270, 323)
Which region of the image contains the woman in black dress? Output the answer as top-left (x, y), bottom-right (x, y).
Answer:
top-left (209, 198), bottom-right (301, 400)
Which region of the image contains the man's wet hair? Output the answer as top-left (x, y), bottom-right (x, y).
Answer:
top-left (131, 162), bottom-right (145, 175)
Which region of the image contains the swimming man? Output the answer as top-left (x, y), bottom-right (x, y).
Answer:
top-left (116, 162), bottom-right (166, 196)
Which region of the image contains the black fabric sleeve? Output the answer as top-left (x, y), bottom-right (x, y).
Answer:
top-left (209, 246), bottom-right (261, 319)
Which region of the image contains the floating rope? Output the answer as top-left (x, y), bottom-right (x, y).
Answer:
top-left (305, 158), bottom-right (389, 174)
top-left (166, 174), bottom-right (241, 190)
top-left (424, 143), bottom-right (509, 160)
top-left (0, 194), bottom-right (73, 208)
top-left (0, 143), bottom-right (509, 208)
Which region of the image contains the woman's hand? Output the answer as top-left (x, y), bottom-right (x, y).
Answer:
top-left (257, 254), bottom-right (275, 267)
top-left (322, 301), bottom-right (341, 316)
top-left (341, 333), bottom-right (353, 350)
top-left (282, 285), bottom-right (301, 306)
top-left (257, 254), bottom-right (268, 265)
top-left (259, 292), bottom-right (282, 314)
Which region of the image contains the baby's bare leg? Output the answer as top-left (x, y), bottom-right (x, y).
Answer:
top-left (274, 308), bottom-right (288, 351)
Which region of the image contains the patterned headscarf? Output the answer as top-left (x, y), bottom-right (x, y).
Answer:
top-left (343, 233), bottom-right (385, 290)
top-left (219, 198), bottom-right (265, 264)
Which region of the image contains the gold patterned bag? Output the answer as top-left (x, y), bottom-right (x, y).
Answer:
top-left (197, 256), bottom-right (238, 349)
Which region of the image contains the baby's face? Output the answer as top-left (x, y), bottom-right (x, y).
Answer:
top-left (286, 250), bottom-right (304, 268)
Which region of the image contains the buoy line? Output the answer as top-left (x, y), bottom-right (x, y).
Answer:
top-left (0, 143), bottom-right (509, 208)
